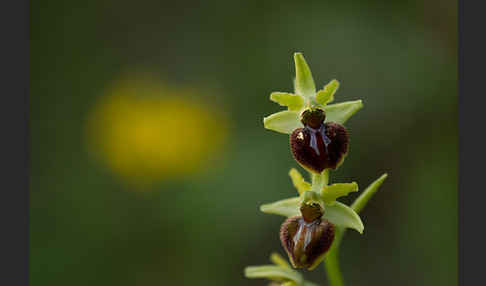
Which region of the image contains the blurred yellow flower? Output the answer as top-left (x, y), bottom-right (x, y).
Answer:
top-left (85, 75), bottom-right (229, 187)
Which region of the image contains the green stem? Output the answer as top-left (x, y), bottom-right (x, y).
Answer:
top-left (311, 169), bottom-right (329, 193)
top-left (324, 227), bottom-right (345, 286)
top-left (309, 169), bottom-right (345, 286)
top-left (324, 246), bottom-right (344, 286)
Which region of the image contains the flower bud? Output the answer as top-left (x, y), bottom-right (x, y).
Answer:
top-left (280, 203), bottom-right (335, 269)
top-left (289, 108), bottom-right (349, 173)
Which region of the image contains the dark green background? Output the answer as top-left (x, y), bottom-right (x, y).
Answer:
top-left (31, 0), bottom-right (457, 285)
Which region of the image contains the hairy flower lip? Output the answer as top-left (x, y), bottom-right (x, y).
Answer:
top-left (290, 122), bottom-right (349, 173)
top-left (280, 216), bottom-right (335, 270)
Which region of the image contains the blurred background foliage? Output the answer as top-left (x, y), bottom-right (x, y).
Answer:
top-left (30, 0), bottom-right (457, 285)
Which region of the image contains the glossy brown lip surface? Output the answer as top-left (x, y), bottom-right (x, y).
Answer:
top-left (290, 121), bottom-right (349, 173)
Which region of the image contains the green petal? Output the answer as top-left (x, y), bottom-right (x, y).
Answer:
top-left (270, 92), bottom-right (305, 111)
top-left (323, 201), bottom-right (364, 234)
top-left (244, 265), bottom-right (303, 284)
top-left (260, 197), bottom-right (300, 217)
top-left (270, 252), bottom-right (291, 269)
top-left (323, 100), bottom-right (363, 125)
top-left (351, 173), bottom-right (388, 214)
top-left (294, 53), bottom-right (316, 98)
top-left (263, 110), bottom-right (303, 134)
top-left (321, 182), bottom-right (359, 204)
top-left (316, 79), bottom-right (339, 106)
top-left (289, 168), bottom-right (311, 195)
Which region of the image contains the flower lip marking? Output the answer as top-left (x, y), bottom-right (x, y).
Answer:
top-left (297, 132), bottom-right (304, 140)
top-left (280, 215), bottom-right (335, 269)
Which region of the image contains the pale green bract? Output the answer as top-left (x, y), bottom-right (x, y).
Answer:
top-left (351, 173), bottom-right (388, 214)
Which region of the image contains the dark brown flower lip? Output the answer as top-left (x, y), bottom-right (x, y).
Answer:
top-left (280, 216), bottom-right (335, 269)
top-left (290, 122), bottom-right (349, 173)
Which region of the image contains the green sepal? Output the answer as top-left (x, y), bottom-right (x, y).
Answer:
top-left (263, 110), bottom-right (303, 134)
top-left (244, 265), bottom-right (303, 284)
top-left (323, 201), bottom-right (364, 234)
top-left (294, 53), bottom-right (316, 98)
top-left (316, 79), bottom-right (339, 106)
top-left (270, 92), bottom-right (305, 111)
top-left (323, 100), bottom-right (363, 125)
top-left (260, 197), bottom-right (301, 218)
top-left (321, 182), bottom-right (359, 204)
